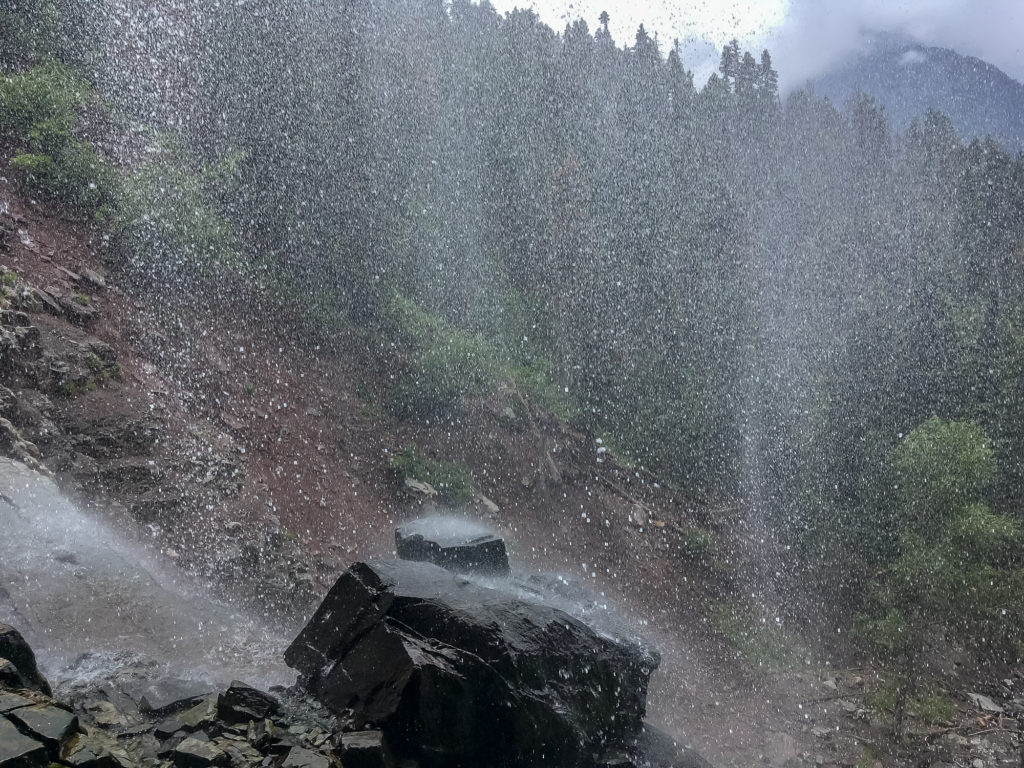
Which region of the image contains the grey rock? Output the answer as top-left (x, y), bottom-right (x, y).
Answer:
top-left (176, 699), bottom-right (218, 733)
top-left (0, 625), bottom-right (50, 696)
top-left (281, 747), bottom-right (333, 768)
top-left (0, 388), bottom-right (14, 421)
top-left (83, 701), bottom-right (128, 728)
top-left (81, 269), bottom-right (106, 290)
top-left (394, 517), bottom-right (510, 577)
top-left (0, 694), bottom-right (32, 715)
top-left (0, 661), bottom-right (28, 692)
top-left (137, 678), bottom-right (213, 716)
top-left (173, 736), bottom-right (228, 767)
top-left (153, 718), bottom-right (184, 740)
top-left (0, 715), bottom-right (47, 768)
top-left (215, 681), bottom-right (279, 725)
top-left (7, 703), bottom-right (78, 751)
top-left (59, 298), bottom-right (98, 327)
top-left (968, 693), bottom-right (1004, 714)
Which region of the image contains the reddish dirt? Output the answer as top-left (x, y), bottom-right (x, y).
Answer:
top-left (2, 175), bottom-right (1020, 768)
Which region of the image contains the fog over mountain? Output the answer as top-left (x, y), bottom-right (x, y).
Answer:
top-left (811, 32), bottom-right (1024, 151)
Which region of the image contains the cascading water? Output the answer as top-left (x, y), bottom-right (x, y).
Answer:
top-left (0, 457), bottom-right (292, 687)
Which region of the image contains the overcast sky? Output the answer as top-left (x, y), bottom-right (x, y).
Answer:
top-left (485, 0), bottom-right (1024, 90)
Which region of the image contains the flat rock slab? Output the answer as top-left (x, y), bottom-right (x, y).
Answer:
top-left (282, 747), bottom-right (334, 768)
top-left (174, 736), bottom-right (228, 767)
top-left (7, 704), bottom-right (78, 749)
top-left (395, 516), bottom-right (510, 576)
top-left (287, 559), bottom-right (659, 768)
top-left (61, 732), bottom-right (123, 768)
top-left (137, 678), bottom-right (214, 715)
top-left (339, 731), bottom-right (389, 768)
top-left (0, 715), bottom-right (47, 768)
top-left (0, 695), bottom-right (32, 715)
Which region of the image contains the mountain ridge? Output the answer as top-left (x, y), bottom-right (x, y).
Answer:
top-left (811, 31), bottom-right (1024, 151)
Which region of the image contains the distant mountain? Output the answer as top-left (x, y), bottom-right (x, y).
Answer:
top-left (810, 32), bottom-right (1024, 152)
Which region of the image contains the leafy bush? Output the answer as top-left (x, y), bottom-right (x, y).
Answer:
top-left (0, 61), bottom-right (85, 136)
top-left (707, 601), bottom-right (799, 672)
top-left (386, 295), bottom-right (501, 419)
top-left (384, 295), bottom-right (581, 424)
top-left (388, 444), bottom-right (475, 504)
top-left (0, 62), bottom-right (112, 211)
top-left (864, 681), bottom-right (955, 727)
top-left (110, 148), bottom-right (239, 282)
top-left (509, 359), bottom-right (580, 423)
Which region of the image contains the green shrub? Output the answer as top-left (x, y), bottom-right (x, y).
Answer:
top-left (707, 601), bottom-right (799, 672)
top-left (0, 61), bottom-right (85, 137)
top-left (856, 418), bottom-right (1022, 737)
top-left (384, 295), bottom-right (581, 424)
top-left (510, 359), bottom-right (579, 423)
top-left (0, 62), bottom-right (113, 211)
top-left (110, 150), bottom-right (238, 281)
top-left (864, 681), bottom-right (956, 726)
top-left (388, 444), bottom-right (475, 504)
top-left (386, 295), bottom-right (500, 419)
top-left (893, 416), bottom-right (995, 531)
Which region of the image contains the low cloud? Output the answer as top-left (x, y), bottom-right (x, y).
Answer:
top-left (765, 0), bottom-right (1024, 91)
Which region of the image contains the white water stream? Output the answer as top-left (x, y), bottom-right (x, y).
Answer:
top-left (0, 457), bottom-right (292, 687)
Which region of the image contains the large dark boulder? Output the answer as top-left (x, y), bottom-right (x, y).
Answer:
top-left (0, 625), bottom-right (50, 696)
top-left (394, 517), bottom-right (510, 577)
top-left (286, 559), bottom-right (660, 768)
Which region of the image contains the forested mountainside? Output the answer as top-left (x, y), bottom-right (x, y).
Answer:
top-left (814, 32), bottom-right (1024, 152)
top-left (3, 0), bottom-right (1024, 760)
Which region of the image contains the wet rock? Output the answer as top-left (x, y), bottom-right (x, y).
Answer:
top-left (33, 290), bottom-right (62, 318)
top-left (216, 682), bottom-right (279, 725)
top-left (216, 738), bottom-right (262, 766)
top-left (0, 420), bottom-right (46, 476)
top-left (245, 719), bottom-right (276, 751)
top-left (83, 701), bottom-right (128, 729)
top-left (62, 415), bottom-right (163, 461)
top-left (287, 559), bottom-right (659, 768)
top-left (81, 269), bottom-right (106, 290)
top-left (401, 477), bottom-right (436, 499)
top-left (0, 694), bottom-right (32, 715)
top-left (0, 662), bottom-right (28, 692)
top-left (59, 298), bottom-right (98, 327)
top-left (281, 747), bottom-right (334, 768)
top-left (173, 735), bottom-right (229, 767)
top-left (154, 718), bottom-right (184, 740)
top-left (176, 699), bottom-right (218, 734)
top-left (0, 388), bottom-right (15, 421)
top-left (631, 725), bottom-right (714, 768)
top-left (338, 731), bottom-right (391, 768)
top-left (968, 693), bottom-right (1004, 714)
top-left (394, 518), bottom-right (510, 576)
top-left (7, 703), bottom-right (79, 752)
top-left (0, 715), bottom-right (47, 768)
top-left (138, 678), bottom-right (214, 716)
top-left (0, 625), bottom-right (51, 696)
